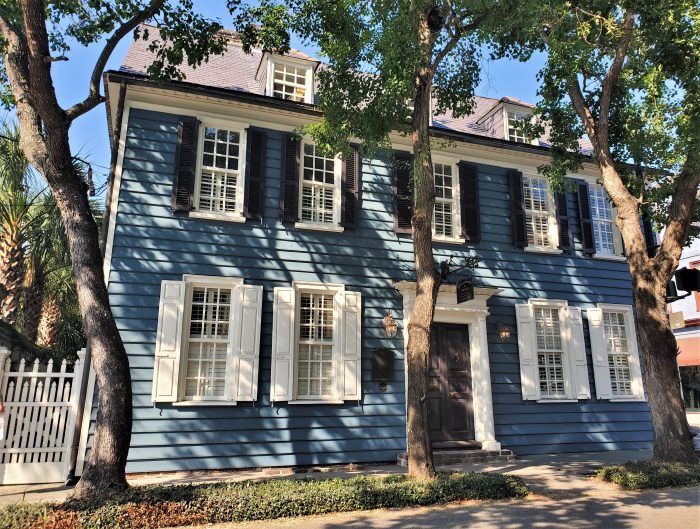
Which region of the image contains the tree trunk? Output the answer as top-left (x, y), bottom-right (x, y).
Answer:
top-left (38, 296), bottom-right (61, 348)
top-left (0, 230), bottom-right (24, 325)
top-left (21, 262), bottom-right (45, 342)
top-left (405, 10), bottom-right (439, 480)
top-left (633, 274), bottom-right (696, 462)
top-left (0, 0), bottom-right (133, 499)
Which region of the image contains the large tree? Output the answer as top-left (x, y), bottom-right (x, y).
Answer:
top-left (0, 0), bottom-right (228, 499)
top-left (235, 0), bottom-right (507, 478)
top-left (496, 1), bottom-right (699, 461)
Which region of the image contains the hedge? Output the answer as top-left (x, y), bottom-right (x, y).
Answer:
top-left (597, 460), bottom-right (700, 490)
top-left (0, 472), bottom-right (527, 529)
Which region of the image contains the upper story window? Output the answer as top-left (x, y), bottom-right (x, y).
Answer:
top-left (588, 184), bottom-right (623, 257)
top-left (433, 160), bottom-right (461, 239)
top-left (522, 176), bottom-right (557, 249)
top-left (506, 110), bottom-right (531, 143)
top-left (193, 123), bottom-right (246, 221)
top-left (298, 142), bottom-right (342, 228)
top-left (266, 57), bottom-right (314, 104)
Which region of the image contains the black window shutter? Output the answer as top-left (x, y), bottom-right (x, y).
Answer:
top-left (576, 182), bottom-right (596, 255)
top-left (458, 161), bottom-right (480, 243)
top-left (244, 128), bottom-right (266, 220)
top-left (393, 151), bottom-right (413, 234)
top-left (508, 169), bottom-right (527, 248)
top-left (341, 145), bottom-right (361, 229)
top-left (171, 118), bottom-right (199, 212)
top-left (280, 134), bottom-right (299, 223)
top-left (641, 214), bottom-right (656, 257)
top-left (555, 190), bottom-right (571, 251)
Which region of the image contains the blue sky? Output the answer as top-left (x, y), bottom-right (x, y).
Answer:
top-left (44, 1), bottom-right (545, 201)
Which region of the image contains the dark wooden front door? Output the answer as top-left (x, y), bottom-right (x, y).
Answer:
top-left (428, 323), bottom-right (476, 447)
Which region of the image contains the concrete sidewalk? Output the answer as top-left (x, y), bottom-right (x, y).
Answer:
top-left (0, 449), bottom-right (656, 505)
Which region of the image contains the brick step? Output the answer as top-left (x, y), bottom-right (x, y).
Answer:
top-left (397, 449), bottom-right (516, 467)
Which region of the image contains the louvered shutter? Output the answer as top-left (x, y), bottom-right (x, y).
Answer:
top-left (458, 162), bottom-right (480, 243)
top-left (565, 306), bottom-right (591, 399)
top-left (244, 129), bottom-right (266, 220)
top-left (280, 135), bottom-right (299, 223)
top-left (576, 182), bottom-right (596, 255)
top-left (515, 304), bottom-right (540, 400)
top-left (555, 190), bottom-right (571, 251)
top-left (641, 215), bottom-right (656, 257)
top-left (341, 291), bottom-right (362, 400)
top-left (171, 118), bottom-right (199, 212)
top-left (393, 151), bottom-right (413, 234)
top-left (152, 280), bottom-right (186, 403)
top-left (509, 169), bottom-right (527, 248)
top-left (341, 146), bottom-right (361, 229)
top-left (588, 308), bottom-right (613, 400)
top-left (624, 309), bottom-right (645, 400)
top-left (270, 287), bottom-right (295, 401)
top-left (230, 285), bottom-right (263, 401)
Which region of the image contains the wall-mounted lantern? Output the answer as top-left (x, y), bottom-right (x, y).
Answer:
top-left (384, 310), bottom-right (399, 338)
top-left (498, 323), bottom-right (511, 342)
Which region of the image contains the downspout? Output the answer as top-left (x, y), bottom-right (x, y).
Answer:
top-left (66, 81), bottom-right (127, 485)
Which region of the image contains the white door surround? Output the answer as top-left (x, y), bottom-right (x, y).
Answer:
top-left (393, 281), bottom-right (502, 451)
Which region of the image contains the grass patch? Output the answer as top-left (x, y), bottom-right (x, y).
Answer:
top-left (597, 460), bottom-right (700, 490)
top-left (0, 472), bottom-right (527, 529)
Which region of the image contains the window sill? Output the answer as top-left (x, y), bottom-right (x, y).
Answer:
top-left (190, 211), bottom-right (246, 223)
top-left (592, 254), bottom-right (626, 262)
top-left (294, 222), bottom-right (345, 233)
top-left (433, 236), bottom-right (465, 245)
top-left (172, 400), bottom-right (237, 406)
top-left (524, 247), bottom-right (563, 255)
top-left (609, 397), bottom-right (646, 402)
top-left (286, 399), bottom-right (345, 405)
top-left (535, 399), bottom-right (579, 403)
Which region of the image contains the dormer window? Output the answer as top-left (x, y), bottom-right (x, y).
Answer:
top-left (266, 57), bottom-right (314, 104)
top-left (506, 110), bottom-right (531, 143)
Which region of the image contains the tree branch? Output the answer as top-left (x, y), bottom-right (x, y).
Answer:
top-left (429, 14), bottom-right (485, 74)
top-left (65, 0), bottom-right (165, 122)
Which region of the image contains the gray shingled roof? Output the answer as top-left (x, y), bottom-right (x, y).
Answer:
top-left (120, 26), bottom-right (592, 153)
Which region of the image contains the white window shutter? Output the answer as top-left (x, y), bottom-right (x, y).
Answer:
top-left (515, 304), bottom-right (540, 400)
top-left (231, 285), bottom-right (263, 401)
top-left (565, 306), bottom-right (591, 399)
top-left (588, 307), bottom-right (612, 400)
top-left (152, 280), bottom-right (186, 403)
top-left (341, 291), bottom-right (362, 400)
top-left (625, 309), bottom-right (645, 400)
top-left (271, 287), bottom-right (295, 402)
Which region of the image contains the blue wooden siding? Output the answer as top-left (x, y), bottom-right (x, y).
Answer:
top-left (93, 107), bottom-right (651, 472)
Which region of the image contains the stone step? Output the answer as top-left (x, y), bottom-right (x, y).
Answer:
top-left (397, 449), bottom-right (516, 467)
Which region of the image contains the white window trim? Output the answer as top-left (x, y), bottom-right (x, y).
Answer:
top-left (502, 106), bottom-right (538, 145)
top-left (290, 281), bottom-right (345, 403)
top-left (266, 55), bottom-right (315, 104)
top-left (431, 155), bottom-right (463, 243)
top-left (521, 171), bottom-right (560, 252)
top-left (191, 118), bottom-right (248, 222)
top-left (527, 298), bottom-right (578, 401)
top-left (295, 140), bottom-right (344, 232)
top-left (177, 274), bottom-right (244, 404)
top-left (597, 303), bottom-right (645, 402)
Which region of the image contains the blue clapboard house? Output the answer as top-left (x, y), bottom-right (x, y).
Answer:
top-left (89, 28), bottom-right (653, 473)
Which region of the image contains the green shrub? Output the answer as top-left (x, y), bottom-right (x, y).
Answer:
top-left (0, 472), bottom-right (528, 529)
top-left (597, 460), bottom-right (700, 490)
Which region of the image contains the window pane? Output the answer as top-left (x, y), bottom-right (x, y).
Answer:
top-left (603, 311), bottom-right (632, 396)
top-left (297, 292), bottom-right (335, 398)
top-left (272, 62), bottom-right (307, 102)
top-left (535, 307), bottom-right (566, 397)
top-left (300, 144), bottom-right (336, 224)
top-left (507, 111), bottom-right (530, 143)
top-left (198, 126), bottom-right (240, 214)
top-left (433, 162), bottom-right (456, 237)
top-left (589, 185), bottom-right (616, 254)
top-left (523, 177), bottom-right (551, 247)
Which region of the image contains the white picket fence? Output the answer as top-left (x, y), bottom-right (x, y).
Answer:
top-left (0, 347), bottom-right (86, 485)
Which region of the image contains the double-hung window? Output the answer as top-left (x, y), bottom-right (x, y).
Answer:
top-left (151, 276), bottom-right (263, 404)
top-left (506, 110), bottom-right (531, 143)
top-left (432, 160), bottom-right (461, 240)
top-left (297, 142), bottom-right (342, 230)
top-left (588, 184), bottom-right (623, 257)
top-left (515, 299), bottom-right (590, 401)
top-left (270, 282), bottom-right (362, 403)
top-left (193, 122), bottom-right (246, 221)
top-left (266, 57), bottom-right (314, 104)
top-left (522, 176), bottom-right (558, 250)
top-left (588, 304), bottom-right (644, 401)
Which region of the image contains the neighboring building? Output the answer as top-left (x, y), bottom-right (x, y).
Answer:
top-left (670, 237), bottom-right (700, 410)
top-left (84, 27), bottom-right (655, 474)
